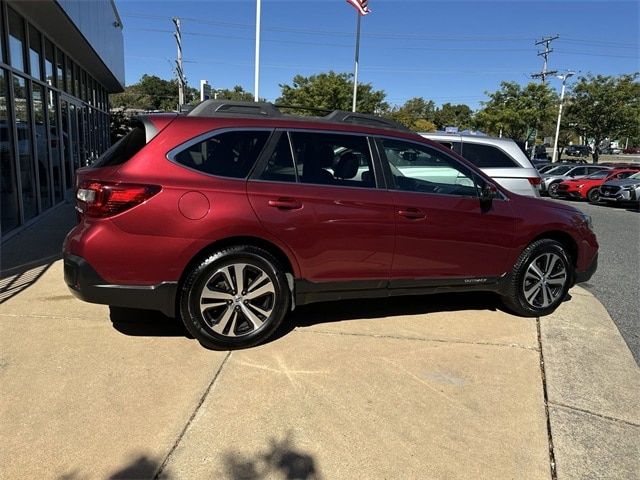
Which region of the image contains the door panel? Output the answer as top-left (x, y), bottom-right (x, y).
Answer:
top-left (375, 136), bottom-right (515, 281)
top-left (391, 191), bottom-right (514, 280)
top-left (248, 181), bottom-right (396, 281)
top-left (248, 130), bottom-right (395, 282)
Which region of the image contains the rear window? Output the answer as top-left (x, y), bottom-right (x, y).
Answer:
top-left (173, 130), bottom-right (270, 178)
top-left (459, 143), bottom-right (517, 168)
top-left (93, 126), bottom-right (146, 168)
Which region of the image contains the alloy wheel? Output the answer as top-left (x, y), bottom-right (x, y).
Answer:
top-left (199, 263), bottom-right (275, 337)
top-left (522, 253), bottom-right (568, 308)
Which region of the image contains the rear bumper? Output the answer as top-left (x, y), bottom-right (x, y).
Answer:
top-left (64, 254), bottom-right (177, 317)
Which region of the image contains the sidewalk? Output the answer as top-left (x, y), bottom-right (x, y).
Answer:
top-left (1, 206), bottom-right (638, 479)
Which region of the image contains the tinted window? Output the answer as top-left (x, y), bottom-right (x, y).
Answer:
top-left (259, 132), bottom-right (296, 182)
top-left (569, 167), bottom-right (587, 176)
top-left (459, 143), bottom-right (517, 168)
top-left (93, 126), bottom-right (146, 168)
top-left (174, 130), bottom-right (270, 178)
top-left (379, 138), bottom-right (479, 197)
top-left (288, 132), bottom-right (375, 188)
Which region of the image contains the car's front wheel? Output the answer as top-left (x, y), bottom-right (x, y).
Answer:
top-left (587, 188), bottom-right (600, 203)
top-left (179, 246), bottom-right (290, 350)
top-left (502, 239), bottom-right (572, 317)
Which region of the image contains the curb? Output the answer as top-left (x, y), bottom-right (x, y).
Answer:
top-left (540, 285), bottom-right (640, 479)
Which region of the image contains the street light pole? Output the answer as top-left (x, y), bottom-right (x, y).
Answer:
top-left (552, 71), bottom-right (575, 163)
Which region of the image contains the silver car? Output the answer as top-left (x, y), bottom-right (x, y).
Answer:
top-left (420, 132), bottom-right (541, 197)
top-left (541, 164), bottom-right (610, 197)
top-left (599, 171), bottom-right (640, 205)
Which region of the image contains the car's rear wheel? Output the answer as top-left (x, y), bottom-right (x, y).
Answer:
top-left (587, 188), bottom-right (600, 203)
top-left (501, 239), bottom-right (572, 317)
top-left (548, 182), bottom-right (561, 198)
top-left (180, 246), bottom-right (290, 350)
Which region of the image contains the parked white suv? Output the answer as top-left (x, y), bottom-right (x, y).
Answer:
top-left (420, 132), bottom-right (541, 197)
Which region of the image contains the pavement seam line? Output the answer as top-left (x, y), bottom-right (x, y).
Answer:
top-left (537, 315), bottom-right (558, 480)
top-left (297, 328), bottom-right (539, 351)
top-left (548, 401), bottom-right (640, 428)
top-left (154, 350), bottom-right (232, 480)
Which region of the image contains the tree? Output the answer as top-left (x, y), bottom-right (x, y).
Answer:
top-left (474, 81), bottom-right (557, 143)
top-left (214, 85), bottom-right (254, 101)
top-left (566, 74), bottom-right (640, 162)
top-left (110, 74), bottom-right (198, 112)
top-left (276, 71), bottom-right (388, 115)
top-left (385, 97), bottom-right (437, 131)
top-left (434, 103), bottom-right (473, 130)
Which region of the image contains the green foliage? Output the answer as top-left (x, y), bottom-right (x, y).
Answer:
top-left (566, 74), bottom-right (640, 162)
top-left (109, 109), bottom-right (134, 143)
top-left (433, 103), bottom-right (473, 130)
top-left (110, 74), bottom-right (198, 112)
top-left (385, 97), bottom-right (437, 131)
top-left (474, 81), bottom-right (557, 141)
top-left (276, 71), bottom-right (388, 115)
top-left (214, 85), bottom-right (254, 101)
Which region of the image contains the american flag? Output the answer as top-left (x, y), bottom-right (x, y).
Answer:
top-left (346, 0), bottom-right (371, 16)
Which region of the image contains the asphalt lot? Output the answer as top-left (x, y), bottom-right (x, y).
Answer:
top-left (550, 197), bottom-right (640, 364)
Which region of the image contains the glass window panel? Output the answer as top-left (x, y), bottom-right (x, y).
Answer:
top-left (74, 64), bottom-right (80, 100)
top-left (28, 25), bottom-right (41, 80)
top-left (173, 131), bottom-right (270, 178)
top-left (45, 39), bottom-right (54, 87)
top-left (66, 57), bottom-right (73, 96)
top-left (8, 8), bottom-right (26, 72)
top-left (1, 69), bottom-right (20, 232)
top-left (13, 74), bottom-right (37, 220)
top-left (32, 83), bottom-right (51, 210)
top-left (47, 88), bottom-right (63, 203)
top-left (288, 132), bottom-right (376, 188)
top-left (56, 48), bottom-right (65, 92)
top-left (61, 100), bottom-right (73, 189)
top-left (379, 137), bottom-right (480, 197)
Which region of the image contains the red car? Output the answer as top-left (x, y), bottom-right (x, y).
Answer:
top-left (63, 101), bottom-right (599, 349)
top-left (556, 168), bottom-right (640, 202)
top-left (622, 146), bottom-right (640, 154)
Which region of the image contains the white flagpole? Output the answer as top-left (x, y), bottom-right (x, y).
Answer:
top-left (351, 11), bottom-right (361, 112)
top-left (254, 0), bottom-right (261, 102)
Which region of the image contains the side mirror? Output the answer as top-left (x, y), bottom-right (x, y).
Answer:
top-left (480, 183), bottom-right (498, 204)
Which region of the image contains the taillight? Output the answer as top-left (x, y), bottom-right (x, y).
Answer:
top-left (528, 177), bottom-right (542, 186)
top-left (76, 181), bottom-right (161, 218)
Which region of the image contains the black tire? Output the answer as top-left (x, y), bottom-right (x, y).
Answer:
top-left (179, 246), bottom-right (290, 350)
top-left (501, 239), bottom-right (572, 317)
top-left (548, 182), bottom-right (561, 198)
top-left (587, 188), bottom-right (600, 203)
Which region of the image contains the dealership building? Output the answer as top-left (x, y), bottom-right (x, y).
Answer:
top-left (1, 0), bottom-right (124, 240)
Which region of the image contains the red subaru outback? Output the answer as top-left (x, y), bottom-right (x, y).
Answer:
top-left (63, 101), bottom-right (598, 349)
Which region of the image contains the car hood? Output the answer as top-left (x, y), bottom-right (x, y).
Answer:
top-left (603, 178), bottom-right (640, 187)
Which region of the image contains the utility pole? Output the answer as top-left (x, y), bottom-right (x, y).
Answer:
top-left (552, 71), bottom-right (575, 163)
top-left (531, 35), bottom-right (559, 83)
top-left (173, 17), bottom-right (186, 110)
top-left (254, 0), bottom-right (261, 102)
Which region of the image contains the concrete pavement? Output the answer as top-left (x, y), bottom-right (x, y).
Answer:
top-left (1, 203), bottom-right (638, 479)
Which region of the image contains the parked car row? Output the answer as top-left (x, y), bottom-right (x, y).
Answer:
top-left (535, 160), bottom-right (640, 207)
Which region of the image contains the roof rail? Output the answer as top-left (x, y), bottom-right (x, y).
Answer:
top-left (324, 110), bottom-right (410, 132)
top-left (187, 100), bottom-right (282, 118)
top-left (185, 100), bottom-right (410, 132)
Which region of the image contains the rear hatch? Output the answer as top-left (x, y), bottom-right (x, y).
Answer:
top-left (75, 114), bottom-right (176, 219)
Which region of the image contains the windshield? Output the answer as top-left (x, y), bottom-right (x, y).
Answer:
top-left (585, 170), bottom-right (609, 179)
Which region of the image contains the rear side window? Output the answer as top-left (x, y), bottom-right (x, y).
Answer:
top-left (174, 130), bottom-right (270, 178)
top-left (459, 143), bottom-right (517, 168)
top-left (93, 126), bottom-right (146, 168)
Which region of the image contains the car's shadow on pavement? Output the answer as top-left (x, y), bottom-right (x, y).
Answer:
top-left (109, 291), bottom-right (506, 346)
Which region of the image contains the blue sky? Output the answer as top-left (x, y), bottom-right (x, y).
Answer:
top-left (118, 0), bottom-right (639, 109)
